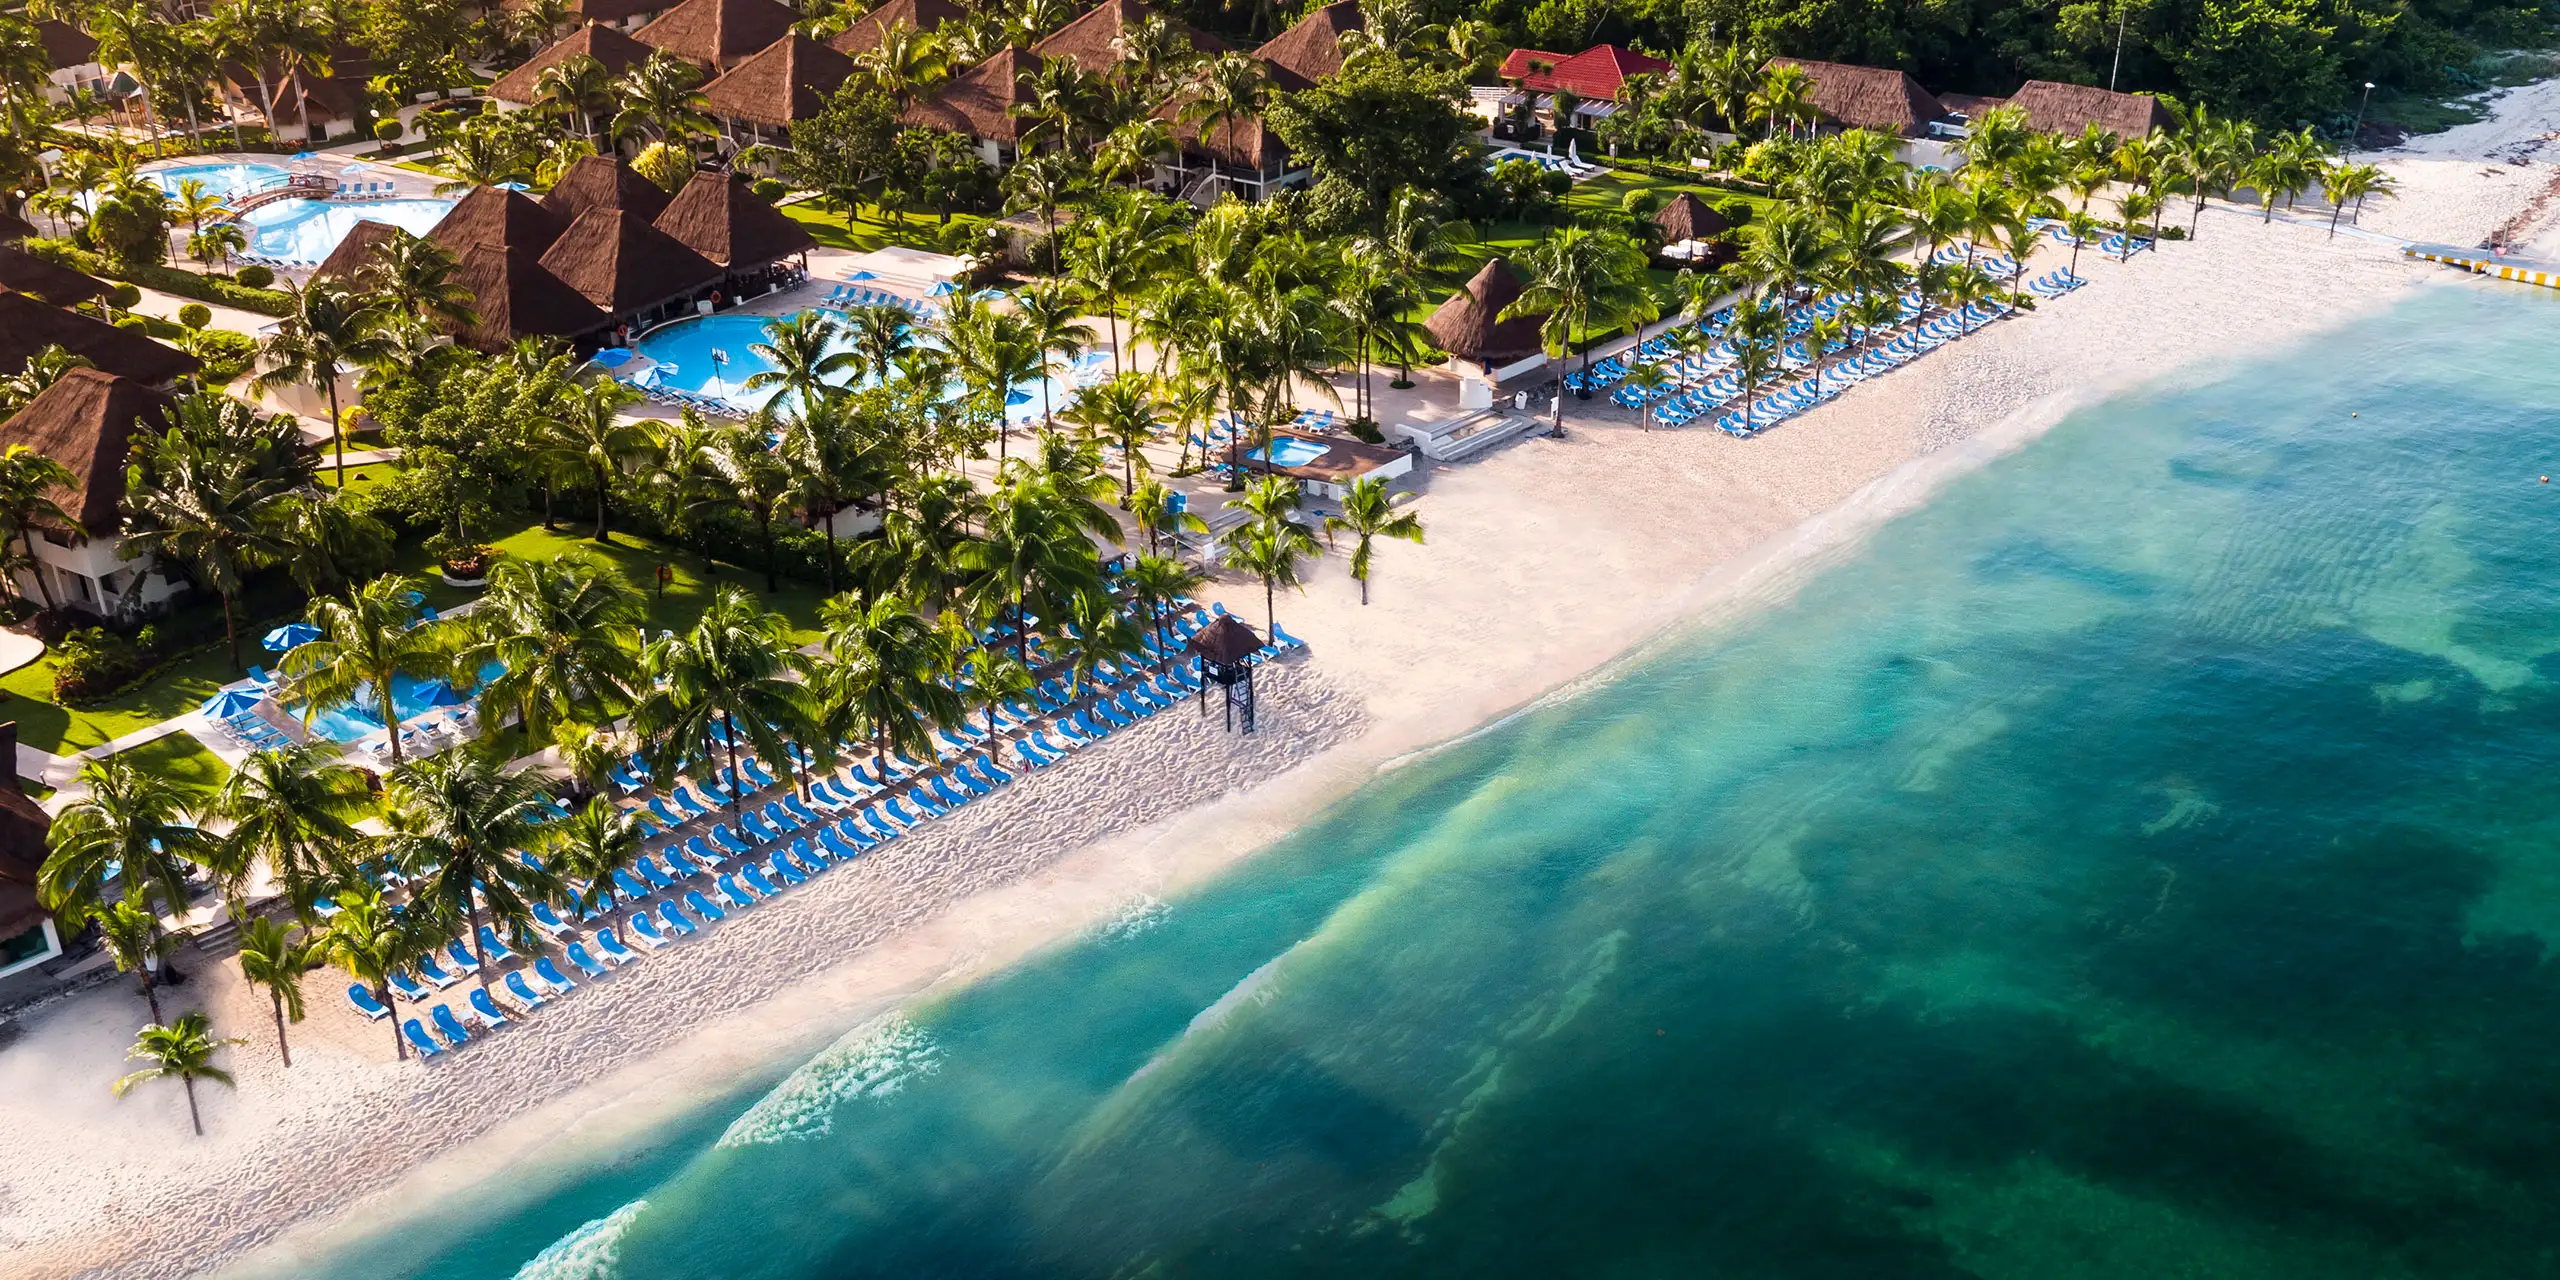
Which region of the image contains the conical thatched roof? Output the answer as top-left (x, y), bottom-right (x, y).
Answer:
top-left (430, 186), bottom-right (569, 258)
top-left (830, 0), bottom-right (964, 55)
top-left (1765, 57), bottom-right (1947, 137)
top-left (2005, 80), bottom-right (2172, 140)
top-left (1423, 259), bottom-right (1547, 363)
top-left (903, 45), bottom-right (1036, 140)
top-left (449, 244), bottom-right (611, 352)
top-left (1252, 0), bottom-right (1360, 82)
top-left (702, 33), bottom-right (855, 127)
top-left (310, 218), bottom-right (404, 281)
top-left (542, 155), bottom-right (673, 224)
top-left (489, 22), bottom-right (656, 103)
top-left (634, 0), bottom-right (797, 68)
top-left (655, 170), bottom-right (813, 269)
top-left (1032, 0), bottom-right (1226, 75)
top-left (0, 290), bottom-right (199, 386)
top-left (1189, 612), bottom-right (1263, 666)
top-left (0, 246), bottom-right (108, 307)
top-left (1652, 192), bottom-right (1730, 243)
top-left (541, 209), bottom-right (723, 313)
top-left (0, 210), bottom-right (36, 243)
top-left (0, 367), bottom-right (171, 536)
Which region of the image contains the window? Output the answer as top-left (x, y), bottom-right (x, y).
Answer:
top-left (0, 919), bottom-right (60, 978)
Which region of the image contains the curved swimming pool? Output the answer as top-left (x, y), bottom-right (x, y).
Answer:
top-left (633, 311), bottom-right (1105, 417)
top-left (139, 161), bottom-right (291, 198)
top-left (238, 197), bottom-right (458, 265)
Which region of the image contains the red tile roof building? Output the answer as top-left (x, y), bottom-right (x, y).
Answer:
top-left (1495, 44), bottom-right (1671, 104)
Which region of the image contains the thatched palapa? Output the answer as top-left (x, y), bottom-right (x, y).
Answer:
top-left (1652, 192), bottom-right (1730, 243)
top-left (1765, 57), bottom-right (1948, 137)
top-left (0, 368), bottom-right (172, 536)
top-left (0, 290), bottom-right (199, 386)
top-left (0, 246), bottom-right (109, 308)
top-left (1424, 259), bottom-right (1547, 364)
top-left (429, 186), bottom-right (570, 258)
top-left (542, 155), bottom-right (674, 224)
top-left (829, 0), bottom-right (965, 56)
top-left (905, 46), bottom-right (1037, 141)
top-left (633, 0), bottom-right (798, 69)
top-left (1032, 0), bottom-right (1226, 75)
top-left (310, 219), bottom-right (404, 282)
top-left (541, 209), bottom-right (723, 314)
top-left (1253, 1), bottom-right (1360, 82)
top-left (37, 19), bottom-right (95, 70)
top-left (1155, 58), bottom-right (1312, 170)
top-left (490, 23), bottom-right (657, 104)
top-left (449, 244), bottom-right (611, 352)
top-left (0, 723), bottom-right (54, 942)
top-left (656, 171), bottom-right (815, 270)
top-left (2004, 80), bottom-right (2173, 140)
top-left (702, 33), bottom-right (855, 128)
top-left (1189, 612), bottom-right (1264, 666)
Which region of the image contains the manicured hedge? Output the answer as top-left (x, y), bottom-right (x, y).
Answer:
top-left (20, 239), bottom-right (294, 316)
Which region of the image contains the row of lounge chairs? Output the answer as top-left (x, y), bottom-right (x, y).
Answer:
top-left (818, 284), bottom-right (936, 317)
top-left (623, 378), bottom-right (750, 420)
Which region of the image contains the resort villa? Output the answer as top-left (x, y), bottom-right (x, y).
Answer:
top-left (1150, 2), bottom-right (1368, 203)
top-left (37, 19), bottom-right (109, 106)
top-left (702, 33), bottom-right (856, 157)
top-left (1495, 43), bottom-right (1673, 134)
top-left (0, 368), bottom-right (192, 620)
top-left (489, 23), bottom-right (658, 120)
top-left (827, 0), bottom-right (966, 55)
top-left (632, 0), bottom-right (800, 73)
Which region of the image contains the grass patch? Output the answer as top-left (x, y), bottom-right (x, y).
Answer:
top-left (402, 521), bottom-right (836, 641)
top-left (318, 461), bottom-right (400, 491)
top-left (112, 732), bottom-right (229, 797)
top-left (782, 200), bottom-right (975, 253)
top-left (0, 639), bottom-right (250, 755)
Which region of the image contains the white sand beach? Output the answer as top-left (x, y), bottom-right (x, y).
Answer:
top-left (6, 93), bottom-right (2560, 1280)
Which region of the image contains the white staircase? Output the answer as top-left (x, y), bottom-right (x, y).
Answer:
top-left (1392, 409), bottom-right (1541, 461)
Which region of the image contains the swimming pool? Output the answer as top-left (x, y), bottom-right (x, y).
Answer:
top-left (1248, 436), bottom-right (1331, 467)
top-left (633, 311), bottom-right (1105, 417)
top-left (298, 663), bottom-right (503, 742)
top-left (238, 197), bottom-right (458, 265)
top-left (141, 161), bottom-right (291, 198)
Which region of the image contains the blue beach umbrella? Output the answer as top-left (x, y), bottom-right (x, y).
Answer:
top-left (589, 347), bottom-right (635, 368)
top-left (928, 280), bottom-right (961, 296)
top-left (413, 679), bottom-right (469, 708)
top-left (262, 622), bottom-right (321, 651)
top-left (846, 270), bottom-right (878, 281)
top-left (1005, 388), bottom-right (1034, 406)
top-left (496, 181), bottom-right (531, 191)
top-left (201, 688), bottom-right (263, 718)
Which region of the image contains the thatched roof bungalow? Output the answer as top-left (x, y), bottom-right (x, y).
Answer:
top-left (1151, 58), bottom-right (1314, 202)
top-left (2004, 80), bottom-right (2173, 140)
top-left (655, 171), bottom-right (814, 278)
top-left (310, 218), bottom-right (404, 282)
top-left (829, 0), bottom-right (965, 56)
top-left (1253, 1), bottom-right (1361, 82)
top-left (490, 23), bottom-right (657, 105)
top-left (541, 209), bottom-right (724, 319)
top-left (1651, 192), bottom-right (1730, 243)
top-left (703, 33), bottom-right (855, 147)
top-left (1032, 0), bottom-right (1226, 76)
top-left (542, 155), bottom-right (674, 224)
top-left (0, 290), bottom-right (198, 387)
top-left (429, 186), bottom-right (570, 258)
top-left (904, 47), bottom-right (1038, 165)
top-left (0, 721), bottom-right (58, 990)
top-left (0, 368), bottom-right (190, 625)
top-left (449, 243), bottom-right (612, 353)
top-left (0, 246), bottom-right (108, 308)
top-left (0, 211), bottom-right (34, 243)
top-left (1764, 57), bottom-right (1948, 138)
top-left (633, 0), bottom-right (798, 70)
top-left (1424, 259), bottom-right (1548, 371)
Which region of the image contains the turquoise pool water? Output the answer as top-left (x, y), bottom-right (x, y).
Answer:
top-left (1249, 436), bottom-right (1330, 467)
top-left (632, 312), bottom-right (1102, 417)
top-left (140, 161), bottom-right (289, 198)
top-left (257, 282), bottom-right (2560, 1279)
top-left (297, 663), bottom-right (503, 742)
top-left (238, 197), bottom-right (457, 265)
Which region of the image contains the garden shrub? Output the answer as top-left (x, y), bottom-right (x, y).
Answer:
top-left (235, 264), bottom-right (275, 289)
top-left (177, 303), bottom-right (211, 329)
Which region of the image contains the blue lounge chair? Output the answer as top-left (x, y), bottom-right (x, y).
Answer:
top-left (758, 801), bottom-right (803, 834)
top-left (658, 901), bottom-right (698, 936)
top-left (740, 811), bottom-right (782, 844)
top-left (780, 795), bottom-right (823, 825)
top-left (610, 762), bottom-right (650, 792)
top-left (709, 824), bottom-right (755, 856)
top-left (413, 954), bottom-right (458, 988)
top-left (634, 856), bottom-right (675, 891)
top-left (821, 824), bottom-right (870, 860)
top-left (444, 939), bottom-right (481, 974)
top-left (683, 890), bottom-right (725, 923)
top-left (892, 791), bottom-right (939, 821)
top-left (433, 1003), bottom-right (477, 1044)
top-left (534, 957), bottom-right (578, 992)
top-left (680, 835), bottom-right (722, 870)
top-left (348, 984), bottom-right (392, 1019)
top-left (389, 971), bottom-right (434, 1002)
top-left (668, 786), bottom-right (711, 818)
top-left (470, 986), bottom-right (516, 1025)
top-left (746, 862), bottom-right (789, 896)
top-left (628, 912), bottom-right (672, 948)
top-left (1014, 737), bottom-right (1058, 768)
top-left (532, 903), bottom-right (572, 938)
top-left (787, 835), bottom-right (828, 869)
top-left (503, 970), bottom-right (551, 1009)
top-left (648, 797), bottom-right (688, 827)
top-left (613, 868), bottom-right (654, 901)
top-left (948, 766), bottom-right (992, 798)
top-left (477, 926), bottom-right (516, 964)
top-left (565, 943), bottom-right (610, 979)
top-left (595, 929), bottom-right (640, 963)
top-left (403, 1018), bottom-right (445, 1057)
top-left (974, 756), bottom-right (1015, 787)
top-left (741, 759), bottom-right (780, 790)
top-left (663, 847), bottom-right (710, 879)
top-left (717, 874), bottom-right (757, 908)
top-left (928, 775), bottom-right (972, 808)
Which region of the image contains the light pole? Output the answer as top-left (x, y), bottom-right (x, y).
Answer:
top-left (2109, 0), bottom-right (2130, 91)
top-left (2348, 81), bottom-right (2376, 153)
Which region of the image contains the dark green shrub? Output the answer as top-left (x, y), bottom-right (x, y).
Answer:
top-left (374, 118), bottom-right (403, 142)
top-left (107, 283), bottom-right (141, 309)
top-left (177, 303), bottom-right (211, 329)
top-left (235, 264), bottom-right (275, 289)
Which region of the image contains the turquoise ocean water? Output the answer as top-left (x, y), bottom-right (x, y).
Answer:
top-left (289, 282), bottom-right (2560, 1278)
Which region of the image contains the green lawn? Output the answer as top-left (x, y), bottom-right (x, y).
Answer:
top-left (0, 639), bottom-right (249, 755)
top-left (782, 199), bottom-right (976, 253)
top-left (405, 522), bottom-right (836, 642)
top-left (318, 461), bottom-right (400, 491)
top-left (113, 732), bottom-right (230, 797)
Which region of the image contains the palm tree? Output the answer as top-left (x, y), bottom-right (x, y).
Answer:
top-left (943, 296), bottom-right (1044, 467)
top-left (1803, 314), bottom-right (1844, 398)
top-left (742, 311), bottom-right (856, 416)
top-left (113, 1013), bottom-right (241, 1136)
top-left (1501, 227), bottom-right (1658, 436)
top-left (382, 750), bottom-right (565, 990)
top-left (319, 886), bottom-right (439, 1061)
top-left (1218, 475), bottom-right (1320, 634)
top-left (1322, 476), bottom-right (1422, 605)
top-left (2062, 209), bottom-right (2102, 278)
top-left (168, 178), bottom-right (226, 233)
top-left (1017, 56), bottom-right (1109, 152)
top-left (534, 379), bottom-right (651, 543)
top-left (360, 230), bottom-right (478, 336)
top-left (1122, 552), bottom-right (1206, 652)
top-left (234, 917), bottom-right (312, 1067)
top-left (816, 589), bottom-right (960, 777)
top-left (960, 474), bottom-right (1112, 665)
top-left (1009, 281), bottom-right (1093, 433)
top-left (1052, 590), bottom-right (1144, 707)
top-left (1746, 61), bottom-right (1814, 138)
top-left (1127, 477), bottom-right (1206, 557)
top-left (856, 24), bottom-right (949, 102)
top-left (187, 222), bottom-right (248, 272)
top-left (840, 304), bottom-right (917, 385)
top-left (254, 279), bottom-right (389, 486)
top-left (0, 443), bottom-right (75, 610)
top-left (631, 587), bottom-right (813, 807)
top-left (532, 53), bottom-right (615, 144)
top-left (1726, 296), bottom-right (1788, 430)
top-left (2321, 162), bottom-right (2392, 237)
top-left (1000, 151), bottom-right (1081, 274)
top-left (716, 419), bottom-right (799, 593)
top-left (1060, 371), bottom-right (1158, 499)
top-left (277, 575), bottom-right (456, 766)
top-left (212, 744), bottom-right (373, 919)
top-left (457, 551), bottom-right (645, 742)
top-left (612, 52), bottom-right (714, 154)
top-left (546, 797), bottom-right (645, 918)
top-left (433, 119), bottom-right (536, 194)
top-left (92, 900), bottom-right (186, 1025)
top-left (1067, 218), bottom-right (1149, 378)
top-left (41, 758), bottom-right (212, 1017)
top-left (2115, 189), bottom-right (2159, 259)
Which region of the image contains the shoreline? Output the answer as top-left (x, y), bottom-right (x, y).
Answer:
top-left (8, 103), bottom-right (2560, 1280)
